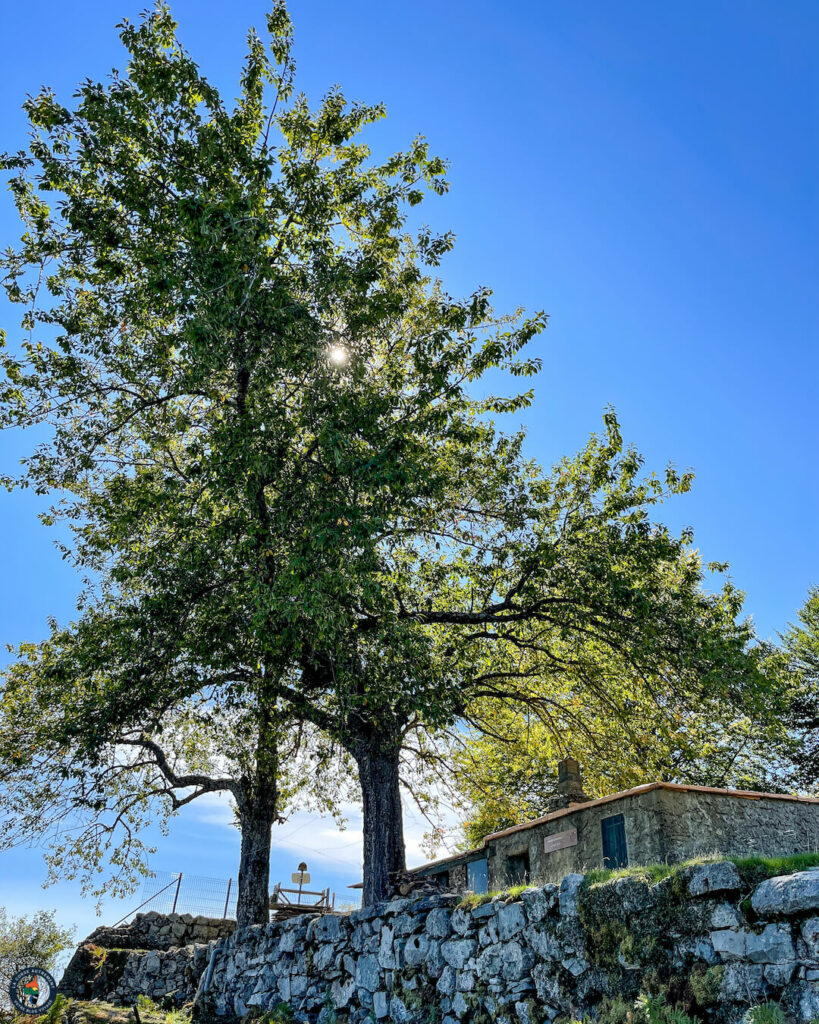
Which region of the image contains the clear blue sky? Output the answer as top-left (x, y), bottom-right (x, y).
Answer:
top-left (1, 0), bottom-right (817, 943)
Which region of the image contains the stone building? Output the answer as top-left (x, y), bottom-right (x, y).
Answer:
top-left (412, 759), bottom-right (819, 893)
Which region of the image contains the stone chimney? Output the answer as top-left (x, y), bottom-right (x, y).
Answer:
top-left (549, 757), bottom-right (590, 811)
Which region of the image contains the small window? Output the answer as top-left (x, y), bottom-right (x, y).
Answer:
top-left (601, 813), bottom-right (628, 869)
top-left (468, 858), bottom-right (488, 894)
top-left (506, 850), bottom-right (530, 886)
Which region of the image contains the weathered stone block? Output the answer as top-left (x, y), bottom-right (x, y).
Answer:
top-left (689, 861), bottom-right (742, 897)
top-left (712, 927), bottom-right (748, 960)
top-left (746, 923), bottom-right (795, 964)
top-left (711, 902), bottom-right (743, 930)
top-left (521, 884), bottom-right (558, 922)
top-left (425, 907), bottom-right (453, 939)
top-left (558, 874), bottom-right (584, 918)
top-left (498, 902), bottom-right (526, 940)
top-left (354, 953), bottom-right (380, 992)
top-left (440, 938), bottom-right (477, 969)
top-left (753, 871), bottom-right (819, 917)
top-left (803, 916), bottom-right (819, 958)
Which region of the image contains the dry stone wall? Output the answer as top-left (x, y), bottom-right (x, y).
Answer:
top-left (59, 912), bottom-right (234, 1006)
top-left (196, 864), bottom-right (819, 1024)
top-left (59, 865), bottom-right (819, 1022)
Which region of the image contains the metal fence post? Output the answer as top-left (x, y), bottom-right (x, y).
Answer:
top-left (222, 878), bottom-right (232, 920)
top-left (171, 872), bottom-right (183, 914)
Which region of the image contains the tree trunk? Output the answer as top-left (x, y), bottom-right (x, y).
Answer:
top-left (354, 741), bottom-right (406, 906)
top-left (236, 800), bottom-right (276, 928)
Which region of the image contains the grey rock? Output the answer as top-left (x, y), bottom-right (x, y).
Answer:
top-left (746, 923), bottom-right (795, 964)
top-left (711, 902), bottom-right (743, 930)
top-left (521, 885), bottom-right (559, 923)
top-left (451, 992), bottom-right (468, 1019)
top-left (426, 908), bottom-right (453, 939)
top-left (502, 941), bottom-right (533, 982)
top-left (450, 908), bottom-right (473, 935)
top-left (403, 933), bottom-right (430, 967)
top-left (498, 903), bottom-right (527, 941)
top-left (391, 913), bottom-right (418, 937)
top-left (437, 966), bottom-right (456, 996)
top-left (721, 963), bottom-right (768, 1003)
top-left (384, 898), bottom-right (411, 915)
top-left (803, 917), bottom-right (819, 958)
top-left (354, 953), bottom-right (381, 993)
top-left (782, 980), bottom-right (819, 1020)
top-left (456, 970), bottom-right (476, 992)
top-left (561, 955), bottom-right (589, 976)
top-left (689, 861), bottom-right (742, 897)
top-left (373, 990), bottom-right (389, 1019)
top-left (764, 961), bottom-right (796, 988)
top-left (331, 977), bottom-right (356, 1009)
top-left (753, 871), bottom-right (819, 917)
top-left (313, 943), bottom-right (336, 972)
top-left (426, 939), bottom-right (446, 978)
top-left (711, 928), bottom-right (747, 960)
top-left (532, 963), bottom-right (561, 1004)
top-left (308, 914), bottom-right (346, 943)
top-left (441, 938), bottom-right (477, 969)
top-left (611, 876), bottom-right (656, 916)
top-left (559, 874), bottom-right (585, 918)
top-left (475, 942), bottom-right (505, 982)
top-left (524, 924), bottom-right (562, 960)
top-left (377, 925), bottom-right (395, 969)
top-left (389, 995), bottom-right (412, 1023)
top-left (471, 901), bottom-right (498, 921)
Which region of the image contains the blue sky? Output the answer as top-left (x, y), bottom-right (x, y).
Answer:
top-left (0, 0), bottom-right (817, 945)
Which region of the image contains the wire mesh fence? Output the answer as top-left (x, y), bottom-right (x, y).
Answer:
top-left (116, 870), bottom-right (238, 924)
top-left (114, 869), bottom-right (360, 925)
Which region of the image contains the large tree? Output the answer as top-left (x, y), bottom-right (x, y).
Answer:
top-left (0, 665), bottom-right (349, 925)
top-left (0, 1), bottom-right (774, 909)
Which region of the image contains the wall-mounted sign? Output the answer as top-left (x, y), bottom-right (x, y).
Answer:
top-left (543, 828), bottom-right (578, 854)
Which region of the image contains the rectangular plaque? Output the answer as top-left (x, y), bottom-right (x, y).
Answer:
top-left (543, 829), bottom-right (578, 854)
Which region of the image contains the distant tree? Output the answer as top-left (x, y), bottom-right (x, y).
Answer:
top-left (452, 648), bottom-right (789, 849)
top-left (0, 908), bottom-right (74, 1008)
top-left (0, 0), bottom-right (776, 910)
top-left (779, 587), bottom-right (819, 790)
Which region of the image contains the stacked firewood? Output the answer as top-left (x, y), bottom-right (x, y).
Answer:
top-left (389, 870), bottom-right (451, 898)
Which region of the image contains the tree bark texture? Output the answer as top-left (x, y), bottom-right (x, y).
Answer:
top-left (354, 741), bottom-right (406, 906)
top-left (236, 799), bottom-right (277, 928)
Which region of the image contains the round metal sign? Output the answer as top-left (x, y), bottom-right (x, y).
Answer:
top-left (8, 967), bottom-right (58, 1015)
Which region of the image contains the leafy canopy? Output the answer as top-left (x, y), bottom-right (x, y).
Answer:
top-left (0, 0), bottom-right (778, 902)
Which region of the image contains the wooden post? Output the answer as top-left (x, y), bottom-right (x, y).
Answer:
top-left (171, 873), bottom-right (183, 914)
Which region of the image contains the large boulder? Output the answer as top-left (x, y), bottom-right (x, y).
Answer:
top-left (752, 871), bottom-right (819, 917)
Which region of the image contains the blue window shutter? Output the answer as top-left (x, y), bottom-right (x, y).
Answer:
top-left (601, 814), bottom-right (628, 869)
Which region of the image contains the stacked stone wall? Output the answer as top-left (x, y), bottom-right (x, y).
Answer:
top-left (60, 864), bottom-right (819, 1022)
top-left (59, 912), bottom-right (234, 1006)
top-left (197, 864), bottom-right (819, 1023)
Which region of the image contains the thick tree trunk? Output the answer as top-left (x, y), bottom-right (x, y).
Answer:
top-left (354, 741), bottom-right (406, 907)
top-left (236, 800), bottom-right (276, 928)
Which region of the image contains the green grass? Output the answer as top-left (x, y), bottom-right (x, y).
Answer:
top-left (457, 883), bottom-right (530, 909)
top-left (583, 851), bottom-right (819, 890)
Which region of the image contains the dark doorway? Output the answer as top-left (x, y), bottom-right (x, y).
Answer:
top-left (506, 850), bottom-right (530, 886)
top-left (601, 813), bottom-right (628, 869)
